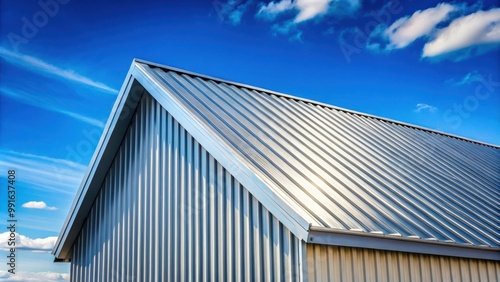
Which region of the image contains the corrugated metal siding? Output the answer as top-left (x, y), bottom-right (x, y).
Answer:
top-left (138, 63), bottom-right (500, 248)
top-left (306, 244), bottom-right (500, 282)
top-left (71, 94), bottom-right (301, 282)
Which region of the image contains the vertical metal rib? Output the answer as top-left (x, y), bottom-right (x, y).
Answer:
top-left (70, 93), bottom-right (301, 281)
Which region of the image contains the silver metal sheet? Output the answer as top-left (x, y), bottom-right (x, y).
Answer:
top-left (137, 62), bottom-right (499, 249)
top-left (55, 59), bottom-right (499, 268)
top-left (70, 94), bottom-right (301, 281)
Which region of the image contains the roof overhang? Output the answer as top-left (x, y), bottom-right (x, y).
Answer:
top-left (52, 62), bottom-right (147, 260)
top-left (307, 227), bottom-right (500, 261)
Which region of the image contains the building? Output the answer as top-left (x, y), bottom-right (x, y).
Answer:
top-left (53, 59), bottom-right (500, 281)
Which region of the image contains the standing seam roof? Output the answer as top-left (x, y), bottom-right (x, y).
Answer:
top-left (137, 62), bottom-right (500, 249)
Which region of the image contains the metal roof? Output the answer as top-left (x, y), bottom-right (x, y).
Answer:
top-left (54, 59), bottom-right (500, 261)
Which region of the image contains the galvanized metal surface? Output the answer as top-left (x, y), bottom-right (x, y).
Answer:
top-left (133, 62), bottom-right (500, 250)
top-left (56, 59), bottom-right (499, 268)
top-left (70, 94), bottom-right (301, 281)
top-left (306, 244), bottom-right (500, 282)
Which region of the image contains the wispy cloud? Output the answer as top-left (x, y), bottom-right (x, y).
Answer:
top-left (214, 0), bottom-right (253, 25)
top-left (257, 0), bottom-right (293, 20)
top-left (0, 232), bottom-right (57, 251)
top-left (22, 201), bottom-right (57, 211)
top-left (423, 8), bottom-right (500, 59)
top-left (0, 87), bottom-right (105, 128)
top-left (0, 47), bottom-right (118, 94)
top-left (446, 71), bottom-right (484, 86)
top-left (0, 271), bottom-right (69, 281)
top-left (263, 19), bottom-right (303, 42)
top-left (415, 103), bottom-right (438, 113)
top-left (0, 150), bottom-right (86, 195)
top-left (58, 110), bottom-right (105, 128)
top-left (289, 30), bottom-right (303, 42)
top-left (270, 19), bottom-right (295, 33)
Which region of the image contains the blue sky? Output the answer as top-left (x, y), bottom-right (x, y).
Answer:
top-left (0, 0), bottom-right (499, 280)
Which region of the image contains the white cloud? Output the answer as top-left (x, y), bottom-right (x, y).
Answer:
top-left (0, 271), bottom-right (69, 281)
top-left (256, 0), bottom-right (359, 41)
top-left (22, 201), bottom-right (57, 210)
top-left (379, 3), bottom-right (456, 49)
top-left (0, 150), bottom-right (87, 195)
top-left (0, 47), bottom-right (117, 94)
top-left (0, 232), bottom-right (57, 251)
top-left (257, 0), bottom-right (359, 23)
top-left (366, 4), bottom-right (500, 60)
top-left (0, 87), bottom-right (105, 128)
top-left (295, 0), bottom-right (332, 22)
top-left (257, 0), bottom-right (294, 20)
top-left (423, 8), bottom-right (500, 58)
top-left (415, 103), bottom-right (438, 113)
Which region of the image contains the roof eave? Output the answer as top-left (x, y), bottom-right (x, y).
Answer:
top-left (307, 226), bottom-right (500, 261)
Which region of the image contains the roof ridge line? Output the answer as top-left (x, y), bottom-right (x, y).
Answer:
top-left (133, 58), bottom-right (500, 149)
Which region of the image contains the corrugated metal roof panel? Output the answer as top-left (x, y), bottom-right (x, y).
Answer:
top-left (138, 62), bottom-right (499, 249)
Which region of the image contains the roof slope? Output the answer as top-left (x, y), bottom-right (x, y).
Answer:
top-left (137, 61), bottom-right (499, 247)
top-left (54, 59), bottom-right (499, 261)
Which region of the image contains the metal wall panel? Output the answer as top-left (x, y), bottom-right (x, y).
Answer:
top-left (70, 94), bottom-right (301, 281)
top-left (306, 244), bottom-right (500, 282)
top-left (136, 63), bottom-right (499, 250)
